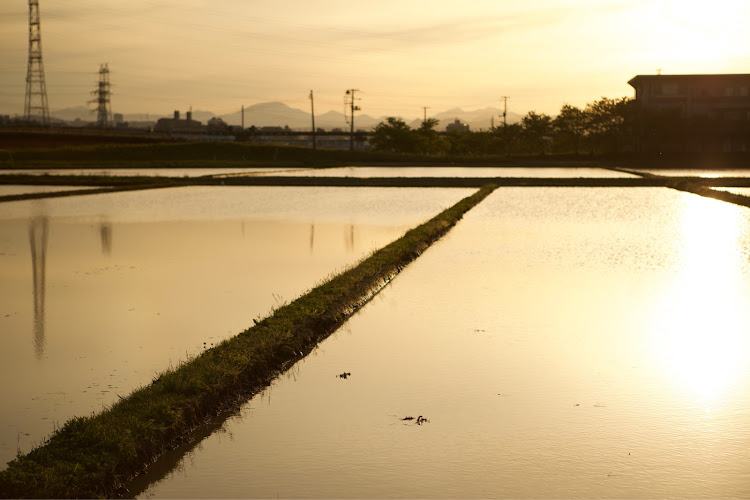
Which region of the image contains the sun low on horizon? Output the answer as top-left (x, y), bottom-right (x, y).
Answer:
top-left (0, 0), bottom-right (747, 119)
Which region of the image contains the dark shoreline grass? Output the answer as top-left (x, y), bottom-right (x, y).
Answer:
top-left (0, 185), bottom-right (497, 499)
top-left (2, 139), bottom-right (749, 168)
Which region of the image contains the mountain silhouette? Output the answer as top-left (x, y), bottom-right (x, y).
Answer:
top-left (218, 102), bottom-right (381, 131)
top-left (49, 102), bottom-right (524, 131)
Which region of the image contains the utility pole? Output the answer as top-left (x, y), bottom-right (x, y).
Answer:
top-left (241, 104), bottom-right (245, 130)
top-left (500, 96), bottom-right (510, 127)
top-left (422, 106), bottom-right (430, 126)
top-left (309, 90), bottom-right (316, 151)
top-left (90, 63), bottom-right (112, 128)
top-left (24, 0), bottom-right (50, 125)
top-left (500, 96), bottom-right (510, 158)
top-left (344, 89), bottom-right (361, 151)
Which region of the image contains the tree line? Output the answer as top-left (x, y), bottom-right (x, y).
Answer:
top-left (370, 97), bottom-right (632, 156)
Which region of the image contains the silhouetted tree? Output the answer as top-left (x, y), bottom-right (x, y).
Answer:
top-left (371, 117), bottom-right (419, 153)
top-left (584, 97), bottom-right (632, 153)
top-left (416, 118), bottom-right (448, 155)
top-left (553, 104), bottom-right (587, 154)
top-left (492, 123), bottom-right (523, 156)
top-left (521, 112), bottom-right (553, 155)
top-left (446, 130), bottom-right (498, 156)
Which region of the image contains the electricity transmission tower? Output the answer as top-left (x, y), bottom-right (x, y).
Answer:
top-left (90, 64), bottom-right (112, 128)
top-left (24, 0), bottom-right (50, 125)
top-left (344, 89), bottom-right (361, 151)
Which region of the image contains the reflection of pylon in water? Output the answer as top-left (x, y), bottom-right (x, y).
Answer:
top-left (344, 225), bottom-right (355, 252)
top-left (29, 217), bottom-right (48, 359)
top-left (99, 222), bottom-right (112, 256)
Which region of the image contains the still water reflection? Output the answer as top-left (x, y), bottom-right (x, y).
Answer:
top-left (0, 185), bottom-right (100, 196)
top-left (715, 187), bottom-right (750, 197)
top-left (0, 167), bottom-right (299, 177)
top-left (0, 186), bottom-right (472, 469)
top-left (138, 187), bottom-right (750, 498)
top-left (29, 217), bottom-right (48, 360)
top-left (631, 168), bottom-right (750, 178)
top-left (261, 166), bottom-right (637, 178)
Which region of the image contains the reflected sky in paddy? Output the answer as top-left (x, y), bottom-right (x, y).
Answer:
top-left (260, 166), bottom-right (638, 178)
top-left (0, 186), bottom-right (472, 469)
top-left (138, 187), bottom-right (750, 498)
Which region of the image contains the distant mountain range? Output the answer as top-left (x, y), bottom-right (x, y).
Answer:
top-left (49, 102), bottom-right (522, 131)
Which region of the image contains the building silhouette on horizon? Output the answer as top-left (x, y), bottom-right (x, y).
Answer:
top-left (628, 73), bottom-right (750, 154)
top-left (155, 110), bottom-right (204, 134)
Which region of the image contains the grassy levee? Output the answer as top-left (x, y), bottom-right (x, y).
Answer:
top-left (0, 184), bottom-right (497, 499)
top-left (0, 183), bottom-right (181, 203)
top-left (665, 180), bottom-right (750, 208)
top-left (0, 140), bottom-right (653, 168)
top-left (2, 141), bottom-right (433, 166)
top-left (613, 167), bottom-right (750, 208)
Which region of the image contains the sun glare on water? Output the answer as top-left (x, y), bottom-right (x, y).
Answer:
top-left (649, 196), bottom-right (750, 404)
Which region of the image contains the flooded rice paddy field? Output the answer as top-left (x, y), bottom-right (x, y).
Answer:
top-left (715, 187), bottom-right (750, 196)
top-left (137, 187), bottom-right (750, 499)
top-left (630, 168), bottom-right (750, 178)
top-left (0, 185), bottom-right (101, 196)
top-left (0, 167), bottom-right (299, 177)
top-left (0, 186), bottom-right (472, 468)
top-left (259, 166), bottom-right (638, 178)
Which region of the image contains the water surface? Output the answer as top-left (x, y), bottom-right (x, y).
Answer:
top-left (138, 187), bottom-right (750, 498)
top-left (631, 168), bottom-right (750, 178)
top-left (0, 185), bottom-right (100, 196)
top-left (0, 186), bottom-right (472, 468)
top-left (0, 167), bottom-right (299, 178)
top-left (714, 187), bottom-right (750, 196)
top-left (261, 166), bottom-right (637, 178)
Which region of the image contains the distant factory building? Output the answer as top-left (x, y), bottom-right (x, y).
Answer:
top-left (446, 119), bottom-right (470, 133)
top-left (155, 110), bottom-right (204, 133)
top-left (628, 74), bottom-right (750, 153)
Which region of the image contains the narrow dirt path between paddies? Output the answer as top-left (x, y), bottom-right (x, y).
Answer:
top-left (0, 185), bottom-right (497, 499)
top-left (613, 167), bottom-right (750, 209)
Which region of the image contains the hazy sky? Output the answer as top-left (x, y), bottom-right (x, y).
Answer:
top-left (1, 0), bottom-right (748, 119)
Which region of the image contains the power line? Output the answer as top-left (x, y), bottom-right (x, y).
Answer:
top-left (309, 90), bottom-right (316, 151)
top-left (500, 96), bottom-right (510, 126)
top-left (422, 106), bottom-right (430, 125)
top-left (344, 88), bottom-right (361, 151)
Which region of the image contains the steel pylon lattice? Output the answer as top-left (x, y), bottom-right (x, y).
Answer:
top-left (90, 63), bottom-right (112, 128)
top-left (24, 0), bottom-right (50, 125)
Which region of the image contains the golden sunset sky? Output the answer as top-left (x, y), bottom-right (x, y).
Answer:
top-left (0, 0), bottom-right (748, 119)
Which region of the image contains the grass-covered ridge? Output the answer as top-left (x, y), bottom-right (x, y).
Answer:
top-left (1, 140), bottom-right (642, 168)
top-left (0, 185), bottom-right (497, 499)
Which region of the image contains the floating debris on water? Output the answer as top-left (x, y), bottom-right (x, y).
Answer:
top-left (401, 415), bottom-right (430, 425)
